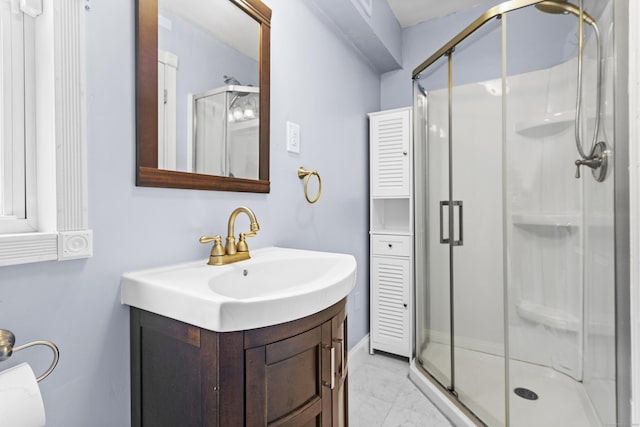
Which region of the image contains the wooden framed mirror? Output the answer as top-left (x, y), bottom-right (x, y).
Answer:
top-left (135, 0), bottom-right (271, 192)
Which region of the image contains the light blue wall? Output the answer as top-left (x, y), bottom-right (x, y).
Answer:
top-left (365, 0), bottom-right (402, 59)
top-left (351, 0), bottom-right (403, 67)
top-left (266, 0), bottom-right (377, 351)
top-left (308, 0), bottom-right (402, 72)
top-left (0, 0), bottom-right (378, 425)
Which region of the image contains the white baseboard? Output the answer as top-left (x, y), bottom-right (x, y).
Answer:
top-left (348, 333), bottom-right (370, 370)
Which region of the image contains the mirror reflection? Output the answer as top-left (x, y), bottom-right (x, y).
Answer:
top-left (157, 0), bottom-right (260, 180)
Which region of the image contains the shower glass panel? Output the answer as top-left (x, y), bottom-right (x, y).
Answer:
top-left (450, 18), bottom-right (505, 426)
top-left (413, 0), bottom-right (618, 426)
top-left (504, 5), bottom-right (589, 426)
top-left (194, 92), bottom-right (226, 176)
top-left (504, 2), bottom-right (615, 425)
top-left (416, 53), bottom-right (452, 391)
top-left (578, 2), bottom-right (617, 424)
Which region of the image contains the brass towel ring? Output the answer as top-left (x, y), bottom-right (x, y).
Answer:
top-left (0, 329), bottom-right (59, 383)
top-left (297, 167), bottom-right (322, 204)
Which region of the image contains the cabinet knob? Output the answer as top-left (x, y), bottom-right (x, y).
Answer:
top-left (403, 151), bottom-right (407, 156)
top-left (403, 304), bottom-right (407, 308)
top-left (388, 243), bottom-right (393, 248)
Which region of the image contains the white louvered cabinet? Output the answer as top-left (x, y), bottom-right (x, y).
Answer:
top-left (370, 108), bottom-right (411, 197)
top-left (368, 107), bottom-right (413, 358)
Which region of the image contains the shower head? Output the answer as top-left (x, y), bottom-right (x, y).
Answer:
top-left (223, 75), bottom-right (242, 86)
top-left (224, 74), bottom-right (251, 104)
top-left (413, 74), bottom-right (428, 97)
top-left (416, 82), bottom-right (427, 97)
top-left (535, 1), bottom-right (596, 27)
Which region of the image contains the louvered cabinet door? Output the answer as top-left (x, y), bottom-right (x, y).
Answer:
top-left (370, 109), bottom-right (411, 197)
top-left (370, 256), bottom-right (411, 357)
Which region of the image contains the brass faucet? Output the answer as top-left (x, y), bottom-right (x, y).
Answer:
top-left (199, 207), bottom-right (260, 265)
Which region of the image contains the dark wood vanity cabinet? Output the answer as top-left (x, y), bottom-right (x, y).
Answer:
top-left (130, 299), bottom-right (348, 427)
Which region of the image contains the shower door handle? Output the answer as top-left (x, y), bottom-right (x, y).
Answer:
top-left (452, 201), bottom-right (463, 246)
top-left (439, 200), bottom-right (463, 246)
top-left (439, 201), bottom-right (449, 244)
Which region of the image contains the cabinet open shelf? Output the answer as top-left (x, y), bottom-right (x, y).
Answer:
top-left (369, 230), bottom-right (412, 236)
top-left (371, 198), bottom-right (411, 233)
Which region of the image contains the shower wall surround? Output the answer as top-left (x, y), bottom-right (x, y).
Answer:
top-left (0, 0), bottom-right (378, 425)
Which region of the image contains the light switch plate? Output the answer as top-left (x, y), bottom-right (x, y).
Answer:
top-left (286, 121), bottom-right (300, 154)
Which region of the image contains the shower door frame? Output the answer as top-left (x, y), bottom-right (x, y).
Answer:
top-left (611, 1), bottom-right (631, 426)
top-left (411, 0), bottom-right (632, 425)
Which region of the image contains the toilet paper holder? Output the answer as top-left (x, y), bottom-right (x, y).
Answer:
top-left (0, 329), bottom-right (59, 382)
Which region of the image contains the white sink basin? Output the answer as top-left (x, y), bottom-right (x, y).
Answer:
top-left (120, 247), bottom-right (357, 332)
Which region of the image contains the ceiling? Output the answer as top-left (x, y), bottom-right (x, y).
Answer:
top-left (386, 0), bottom-right (489, 27)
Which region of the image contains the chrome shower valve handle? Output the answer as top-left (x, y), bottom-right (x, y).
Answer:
top-left (574, 158), bottom-right (602, 178)
top-left (574, 141), bottom-right (608, 182)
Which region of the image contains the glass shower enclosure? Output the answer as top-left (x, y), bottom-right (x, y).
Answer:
top-left (411, 0), bottom-right (628, 425)
top-left (188, 85), bottom-right (260, 179)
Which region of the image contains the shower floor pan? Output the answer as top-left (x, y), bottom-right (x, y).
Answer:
top-left (414, 343), bottom-right (600, 427)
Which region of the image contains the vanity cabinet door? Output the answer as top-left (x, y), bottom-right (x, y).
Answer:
top-left (130, 309), bottom-right (219, 427)
top-left (130, 309), bottom-right (244, 427)
top-left (245, 321), bottom-right (333, 426)
top-left (130, 300), bottom-right (348, 427)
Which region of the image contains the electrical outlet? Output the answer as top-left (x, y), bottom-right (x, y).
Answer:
top-left (286, 121), bottom-right (300, 153)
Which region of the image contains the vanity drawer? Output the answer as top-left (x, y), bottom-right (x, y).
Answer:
top-left (371, 235), bottom-right (411, 257)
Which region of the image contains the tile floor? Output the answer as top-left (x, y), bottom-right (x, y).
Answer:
top-left (348, 351), bottom-right (453, 427)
